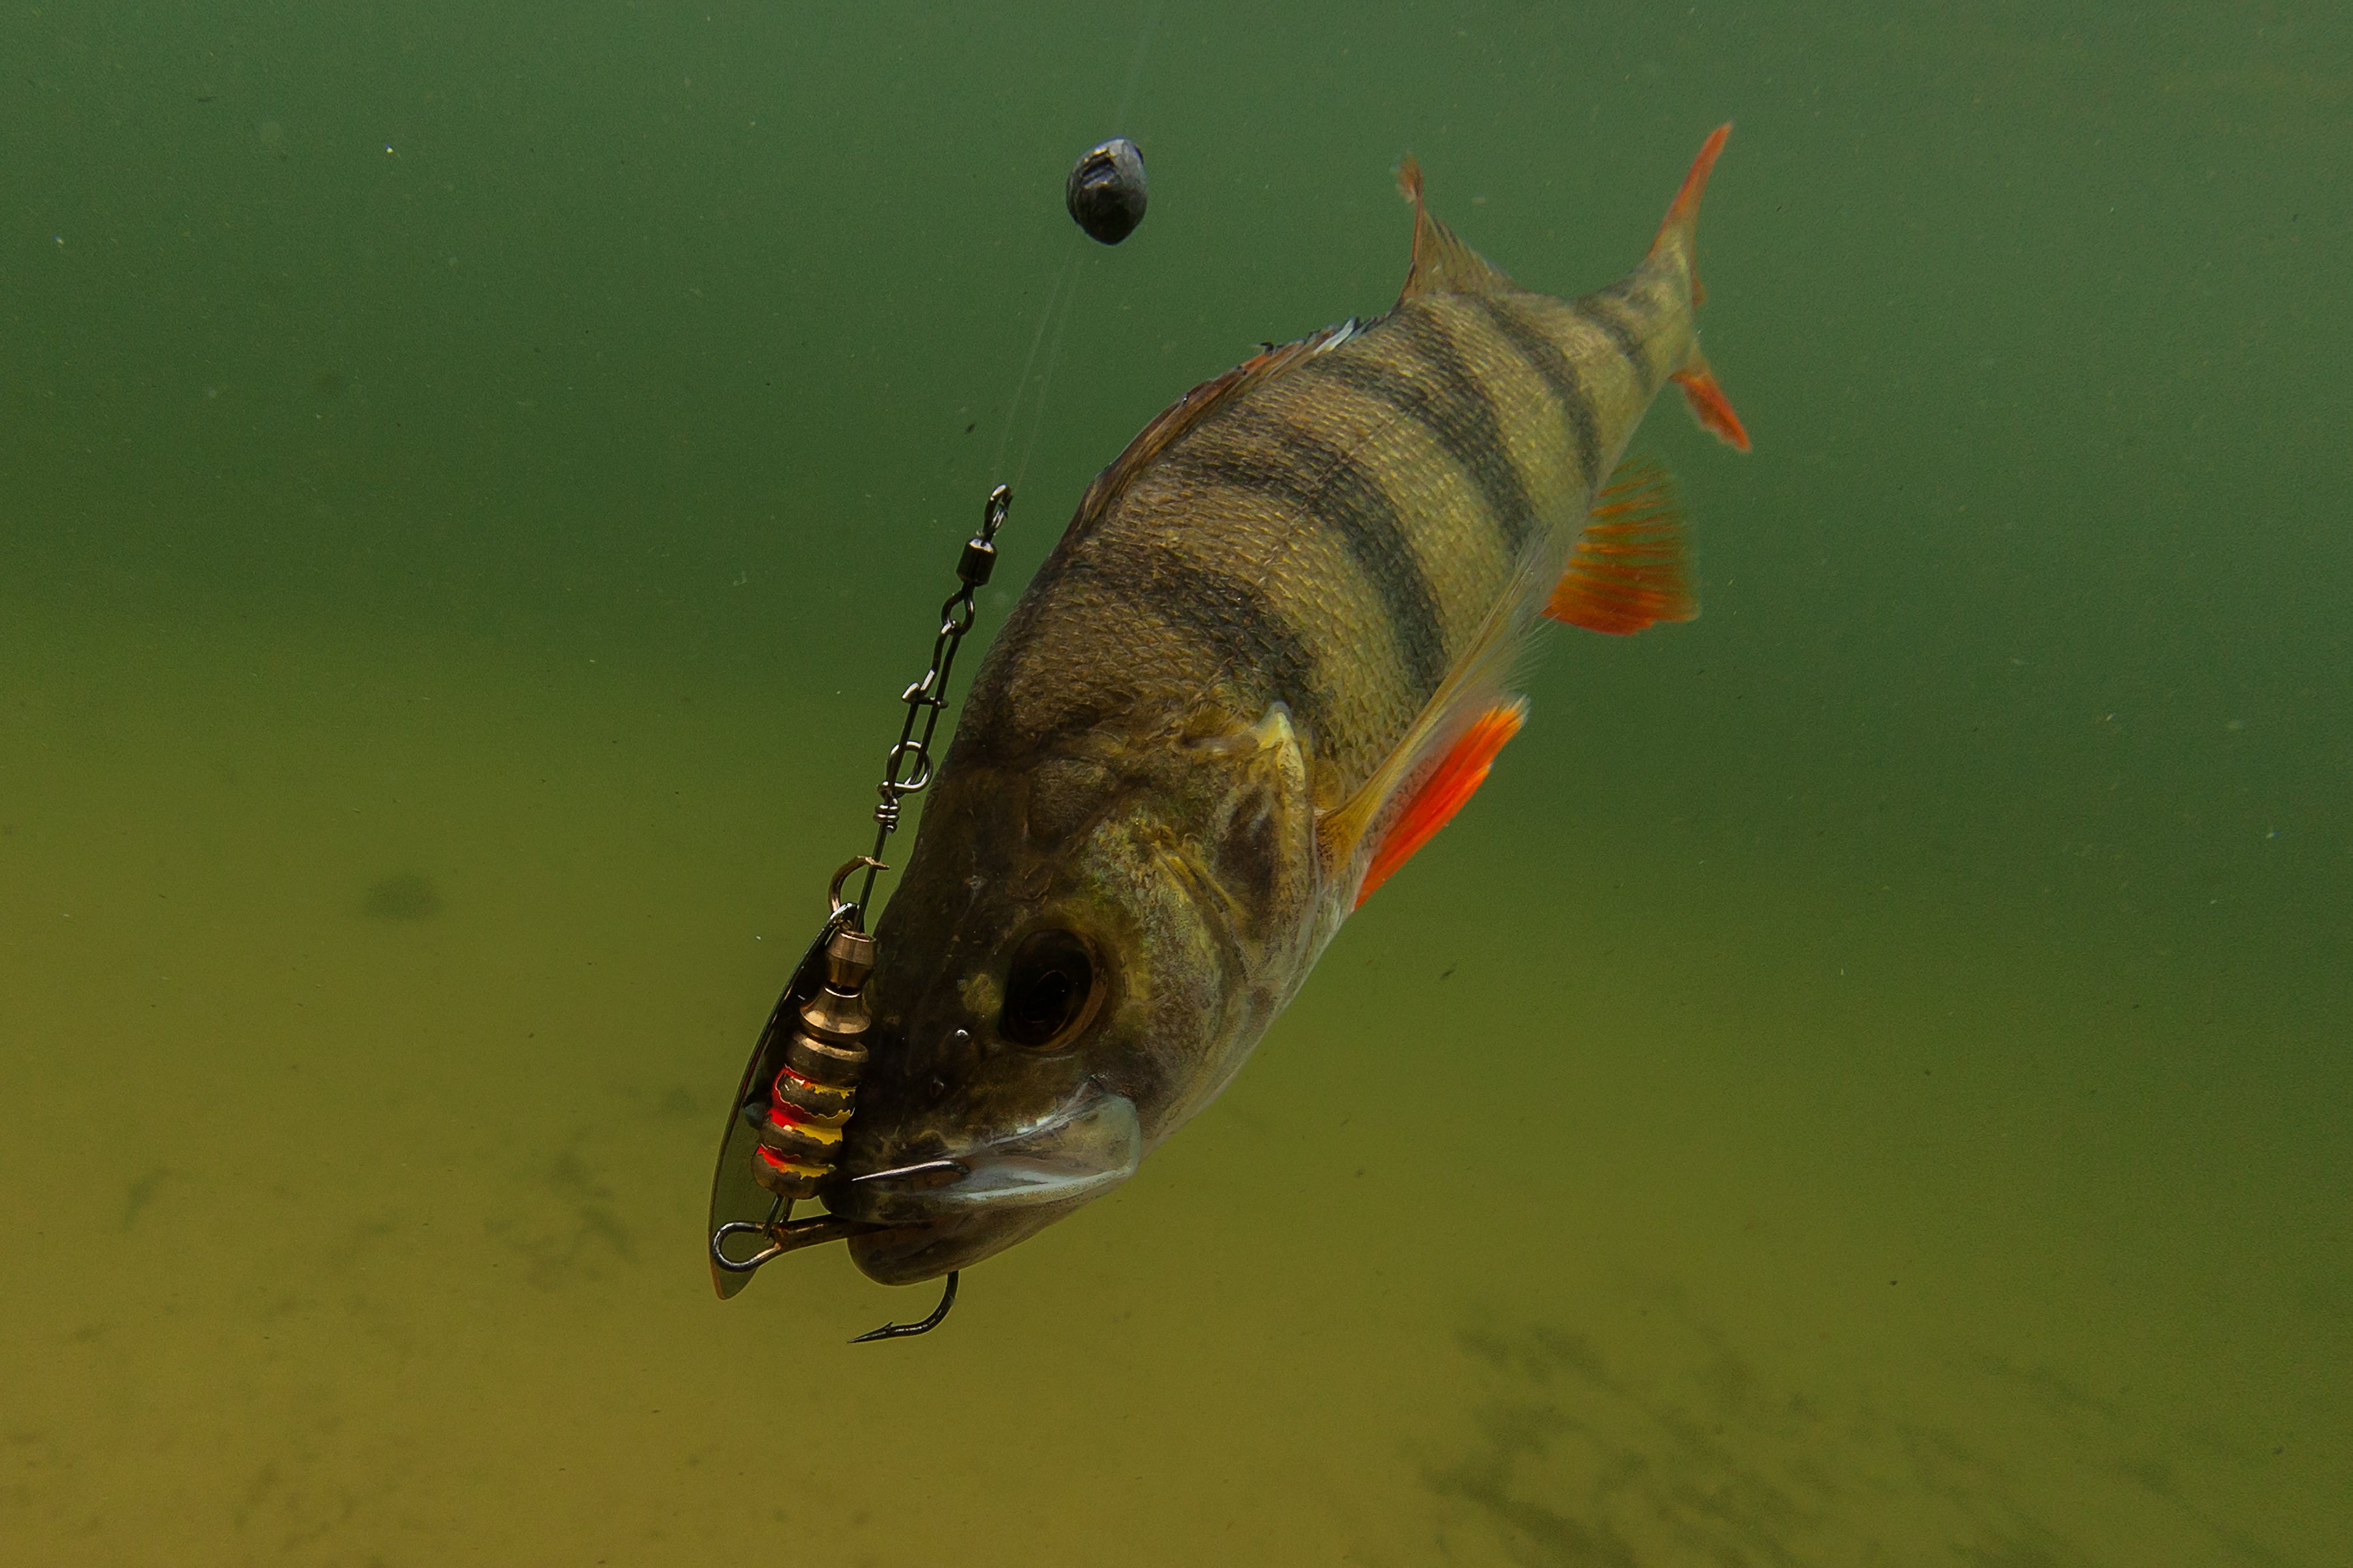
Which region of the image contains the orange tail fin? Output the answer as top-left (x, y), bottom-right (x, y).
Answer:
top-left (1649, 123), bottom-right (1751, 451)
top-left (1672, 357), bottom-right (1750, 451)
top-left (1650, 122), bottom-right (1731, 296)
top-left (1355, 702), bottom-right (1525, 908)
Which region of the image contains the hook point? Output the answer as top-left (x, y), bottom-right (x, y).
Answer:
top-left (849, 1271), bottom-right (960, 1342)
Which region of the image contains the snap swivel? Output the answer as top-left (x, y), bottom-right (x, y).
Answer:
top-left (704, 484), bottom-right (1015, 1344)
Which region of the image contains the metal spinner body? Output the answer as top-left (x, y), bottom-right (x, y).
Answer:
top-left (706, 486), bottom-right (1009, 1340)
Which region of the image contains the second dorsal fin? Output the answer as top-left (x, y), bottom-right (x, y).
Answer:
top-left (1396, 156), bottom-right (1518, 303)
top-left (1069, 322), bottom-right (1359, 535)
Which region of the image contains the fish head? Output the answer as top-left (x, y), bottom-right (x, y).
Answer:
top-left (833, 703), bottom-right (1323, 1284)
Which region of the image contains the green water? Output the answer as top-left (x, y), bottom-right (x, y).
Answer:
top-left (5, 2), bottom-right (2347, 1562)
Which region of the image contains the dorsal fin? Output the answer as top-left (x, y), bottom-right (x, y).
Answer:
top-left (1070, 322), bottom-right (1359, 533)
top-left (1396, 156), bottom-right (1517, 303)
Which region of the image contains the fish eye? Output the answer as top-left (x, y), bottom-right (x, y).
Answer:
top-left (999, 928), bottom-right (1103, 1049)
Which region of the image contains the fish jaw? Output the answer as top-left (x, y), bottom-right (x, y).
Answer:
top-left (829, 706), bottom-right (1325, 1284)
top-left (818, 756), bottom-right (1196, 1286)
top-left (831, 1084), bottom-right (1143, 1284)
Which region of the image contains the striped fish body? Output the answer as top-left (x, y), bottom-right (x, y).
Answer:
top-left (968, 279), bottom-right (1693, 801)
top-left (835, 131), bottom-right (1748, 1286)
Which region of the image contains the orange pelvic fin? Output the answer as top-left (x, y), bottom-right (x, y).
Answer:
top-left (1546, 459), bottom-right (1700, 635)
top-left (1395, 155), bottom-right (1518, 303)
top-left (1649, 122), bottom-right (1732, 301)
top-left (1355, 701), bottom-right (1526, 908)
top-left (1671, 354), bottom-right (1750, 451)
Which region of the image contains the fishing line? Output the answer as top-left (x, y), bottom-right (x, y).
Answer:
top-left (988, 245), bottom-right (1077, 483)
top-left (711, 2), bottom-right (1176, 1343)
top-left (991, 0), bottom-right (1165, 491)
top-left (1010, 255), bottom-right (1085, 492)
top-left (1108, 0), bottom-right (1164, 133)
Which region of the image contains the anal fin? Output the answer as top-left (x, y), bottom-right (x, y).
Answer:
top-left (1355, 701), bottom-right (1526, 908)
top-left (1545, 458), bottom-right (1700, 636)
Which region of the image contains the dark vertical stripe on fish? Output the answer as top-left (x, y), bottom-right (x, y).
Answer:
top-left (1313, 313), bottom-right (1537, 555)
top-left (1163, 419), bottom-right (1450, 699)
top-left (1575, 285), bottom-right (1650, 380)
top-left (1468, 295), bottom-right (1602, 490)
top-left (1071, 544), bottom-right (1330, 743)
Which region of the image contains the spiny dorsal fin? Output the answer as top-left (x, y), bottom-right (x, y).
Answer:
top-left (1396, 156), bottom-right (1517, 303)
top-left (1544, 458), bottom-right (1700, 636)
top-left (1070, 322), bottom-right (1361, 534)
top-left (1354, 701), bottom-right (1525, 907)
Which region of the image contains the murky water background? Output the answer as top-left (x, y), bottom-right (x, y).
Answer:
top-left (5, 3), bottom-right (2347, 1563)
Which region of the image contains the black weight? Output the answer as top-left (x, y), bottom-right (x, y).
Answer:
top-left (1066, 138), bottom-right (1148, 245)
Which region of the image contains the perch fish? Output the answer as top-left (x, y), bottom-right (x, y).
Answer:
top-left (830, 127), bottom-right (1752, 1283)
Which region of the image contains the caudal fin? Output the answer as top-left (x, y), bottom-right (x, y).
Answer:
top-left (1649, 125), bottom-right (1751, 451)
top-left (1649, 122), bottom-right (1731, 300)
top-left (1672, 356), bottom-right (1749, 451)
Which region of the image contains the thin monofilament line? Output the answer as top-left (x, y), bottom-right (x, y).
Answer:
top-left (992, 0), bottom-right (1162, 489)
top-left (989, 243), bottom-right (1077, 483)
top-left (1109, 0), bottom-right (1164, 132)
top-left (1012, 256), bottom-right (1085, 492)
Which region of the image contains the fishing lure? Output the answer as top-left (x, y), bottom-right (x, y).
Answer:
top-left (708, 488), bottom-right (1008, 1337)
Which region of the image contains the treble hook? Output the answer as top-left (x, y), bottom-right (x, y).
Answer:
top-left (850, 1271), bottom-right (960, 1343)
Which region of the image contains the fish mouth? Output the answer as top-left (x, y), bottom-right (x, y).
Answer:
top-left (828, 1083), bottom-right (1142, 1284)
